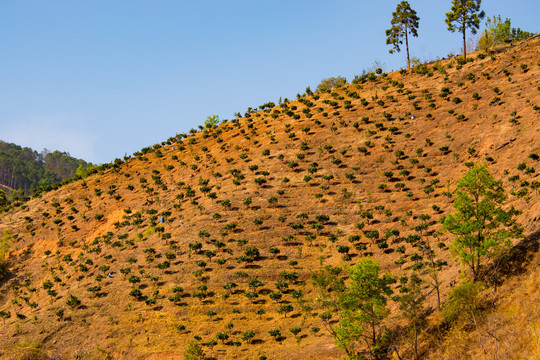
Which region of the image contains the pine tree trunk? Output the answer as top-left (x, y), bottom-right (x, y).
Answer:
top-left (462, 26), bottom-right (467, 60)
top-left (475, 248), bottom-right (481, 281)
top-left (372, 317), bottom-right (377, 359)
top-left (405, 27), bottom-right (410, 69)
top-left (414, 326), bottom-right (418, 360)
top-left (436, 284), bottom-right (441, 310)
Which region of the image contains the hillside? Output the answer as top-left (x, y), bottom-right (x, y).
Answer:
top-left (0, 38), bottom-right (539, 360)
top-left (0, 141), bottom-right (93, 196)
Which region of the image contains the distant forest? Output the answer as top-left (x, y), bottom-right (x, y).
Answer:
top-left (0, 140), bottom-right (92, 194)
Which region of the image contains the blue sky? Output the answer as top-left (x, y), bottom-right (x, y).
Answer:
top-left (0, 1), bottom-right (537, 164)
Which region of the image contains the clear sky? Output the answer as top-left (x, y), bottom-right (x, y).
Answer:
top-left (0, 1), bottom-right (537, 164)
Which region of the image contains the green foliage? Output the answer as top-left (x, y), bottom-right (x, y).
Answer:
top-left (445, 0), bottom-right (485, 59)
top-left (312, 259), bottom-right (394, 359)
top-left (396, 274), bottom-right (425, 360)
top-left (290, 326), bottom-right (302, 337)
top-left (184, 340), bottom-right (205, 360)
top-left (316, 76), bottom-right (347, 93)
top-left (204, 115), bottom-right (219, 129)
top-left (66, 294), bottom-right (81, 309)
top-left (0, 230), bottom-right (11, 280)
top-left (278, 304), bottom-right (294, 317)
top-left (268, 328), bottom-right (281, 340)
top-left (0, 189), bottom-right (7, 208)
top-left (75, 164), bottom-right (95, 178)
top-left (242, 330), bottom-right (255, 343)
top-left (385, 1), bottom-right (420, 69)
top-left (442, 281), bottom-right (483, 323)
top-left (0, 141), bottom-right (93, 193)
top-left (55, 309), bottom-right (64, 320)
top-left (477, 15), bottom-right (535, 51)
top-left (444, 164), bottom-right (522, 281)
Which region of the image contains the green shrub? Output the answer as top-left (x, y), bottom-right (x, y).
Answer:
top-left (443, 281), bottom-right (483, 324)
top-left (316, 76), bottom-right (347, 93)
top-left (184, 341), bottom-right (205, 360)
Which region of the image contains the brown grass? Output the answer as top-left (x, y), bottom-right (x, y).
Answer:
top-left (0, 37), bottom-right (539, 359)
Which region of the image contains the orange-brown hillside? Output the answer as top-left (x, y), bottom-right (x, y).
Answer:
top-left (0, 37), bottom-right (539, 360)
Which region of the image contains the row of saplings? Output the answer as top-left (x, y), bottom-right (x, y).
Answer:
top-left (183, 163), bottom-right (523, 360)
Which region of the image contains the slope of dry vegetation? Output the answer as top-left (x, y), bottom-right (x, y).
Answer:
top-left (0, 37), bottom-right (539, 360)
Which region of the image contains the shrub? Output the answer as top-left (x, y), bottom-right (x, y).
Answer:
top-left (184, 341), bottom-right (205, 360)
top-left (254, 178), bottom-right (267, 186)
top-left (316, 76), bottom-right (347, 93)
top-left (290, 326), bottom-right (301, 337)
top-left (66, 294), bottom-right (81, 309)
top-left (269, 329), bottom-right (281, 340)
top-left (443, 281), bottom-right (483, 324)
top-left (278, 304), bottom-right (294, 317)
top-left (242, 330), bottom-right (256, 343)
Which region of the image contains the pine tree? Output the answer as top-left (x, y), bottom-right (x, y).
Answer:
top-left (0, 189), bottom-right (7, 207)
top-left (312, 259), bottom-right (394, 359)
top-left (444, 164), bottom-right (522, 281)
top-left (385, 1), bottom-right (420, 70)
top-left (445, 0), bottom-right (485, 60)
top-left (477, 15), bottom-right (535, 51)
top-left (184, 340), bottom-right (205, 360)
top-left (396, 274), bottom-right (426, 360)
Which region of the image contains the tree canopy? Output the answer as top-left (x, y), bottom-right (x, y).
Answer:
top-left (312, 258), bottom-right (394, 359)
top-left (204, 115), bottom-right (219, 129)
top-left (0, 141), bottom-right (92, 194)
top-left (477, 15), bottom-right (535, 51)
top-left (445, 0), bottom-right (485, 60)
top-left (315, 76), bottom-right (348, 93)
top-left (386, 1), bottom-right (420, 69)
top-left (444, 164), bottom-right (522, 281)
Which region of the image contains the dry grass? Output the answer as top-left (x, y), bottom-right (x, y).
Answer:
top-left (424, 247), bottom-right (540, 360)
top-left (0, 38), bottom-right (539, 359)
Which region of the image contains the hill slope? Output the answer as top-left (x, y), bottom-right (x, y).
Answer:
top-left (0, 38), bottom-right (539, 359)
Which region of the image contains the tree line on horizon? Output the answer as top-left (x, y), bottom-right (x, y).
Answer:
top-left (386, 0), bottom-right (535, 69)
top-left (0, 140), bottom-right (93, 196)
